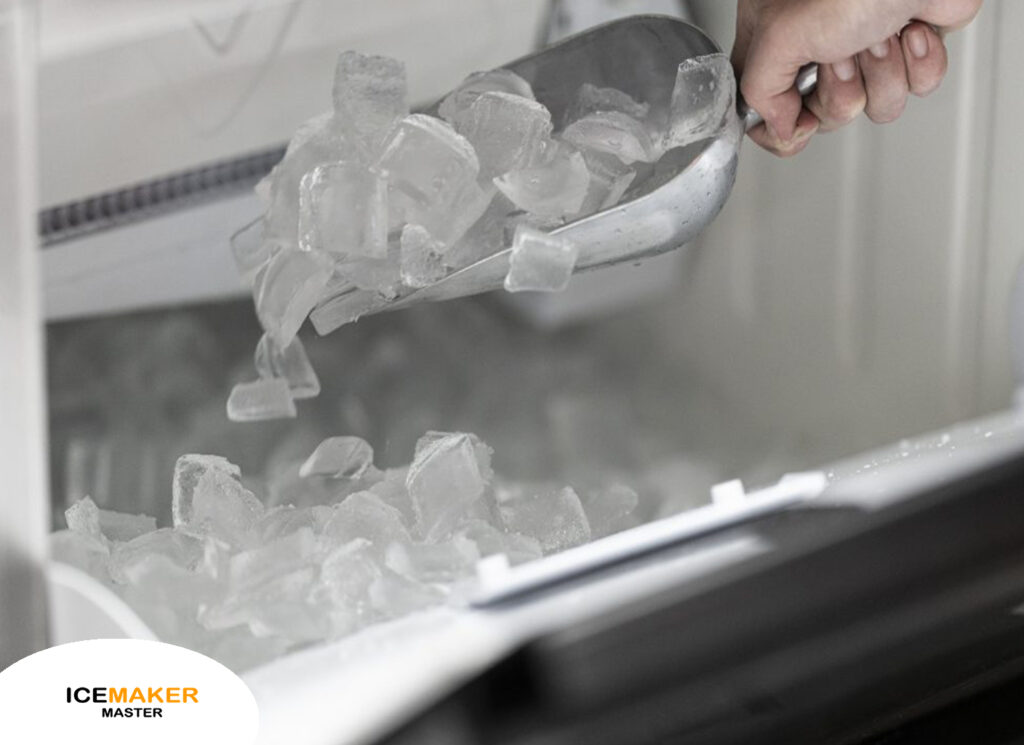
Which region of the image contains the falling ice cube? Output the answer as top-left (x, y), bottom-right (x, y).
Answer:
top-left (254, 248), bottom-right (334, 347)
top-left (503, 224), bottom-right (578, 293)
top-left (438, 68), bottom-right (536, 124)
top-left (494, 140), bottom-right (590, 219)
top-left (332, 51), bottom-right (408, 154)
top-left (227, 379), bottom-right (297, 423)
top-left (581, 483), bottom-right (639, 538)
top-left (570, 83), bottom-right (650, 123)
top-left (376, 114), bottom-right (483, 247)
top-left (449, 92), bottom-right (552, 178)
top-left (496, 484), bottom-right (591, 553)
top-left (254, 333), bottom-right (320, 400)
top-left (321, 491), bottom-right (411, 557)
top-left (298, 162), bottom-right (388, 259)
top-left (299, 436), bottom-right (375, 480)
top-left (399, 224), bottom-right (448, 288)
top-left (667, 53), bottom-right (735, 149)
top-left (171, 454), bottom-right (263, 546)
top-left (384, 535), bottom-right (480, 584)
top-left (65, 496), bottom-right (102, 540)
top-left (230, 218), bottom-right (278, 287)
top-left (562, 111), bottom-right (659, 165)
top-left (406, 432), bottom-right (493, 543)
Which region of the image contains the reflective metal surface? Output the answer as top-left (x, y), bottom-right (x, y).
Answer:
top-left (312, 15), bottom-right (744, 330)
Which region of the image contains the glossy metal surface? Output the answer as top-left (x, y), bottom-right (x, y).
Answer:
top-left (312, 15), bottom-right (745, 331)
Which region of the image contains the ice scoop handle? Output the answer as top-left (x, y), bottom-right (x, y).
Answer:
top-left (739, 63), bottom-right (819, 132)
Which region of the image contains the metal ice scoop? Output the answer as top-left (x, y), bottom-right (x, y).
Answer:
top-left (311, 15), bottom-right (818, 334)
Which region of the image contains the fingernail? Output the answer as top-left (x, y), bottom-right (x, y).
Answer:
top-left (907, 27), bottom-right (929, 58)
top-left (832, 58), bottom-right (857, 82)
top-left (869, 40), bottom-right (890, 59)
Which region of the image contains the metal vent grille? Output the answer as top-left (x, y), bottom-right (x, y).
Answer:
top-left (38, 145), bottom-right (285, 246)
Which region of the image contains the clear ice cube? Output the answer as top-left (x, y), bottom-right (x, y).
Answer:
top-left (455, 519), bottom-right (542, 566)
top-left (254, 505), bottom-right (318, 543)
top-left (503, 225), bottom-right (579, 293)
top-left (254, 333), bottom-right (320, 400)
top-left (309, 286), bottom-right (389, 335)
top-left (561, 111), bottom-right (658, 165)
top-left (171, 454), bottom-right (263, 546)
top-left (321, 491), bottom-right (411, 556)
top-left (254, 248), bottom-right (334, 347)
top-left (575, 149), bottom-right (636, 215)
top-left (438, 68), bottom-right (536, 124)
top-left (227, 379), bottom-right (297, 423)
top-left (581, 483), bottom-right (639, 538)
top-left (98, 509), bottom-right (158, 543)
top-left (369, 569), bottom-right (444, 619)
top-left (667, 53), bottom-right (735, 149)
top-left (332, 51), bottom-right (408, 154)
top-left (311, 539), bottom-right (380, 629)
top-left (496, 484), bottom-right (591, 553)
top-left (298, 162), bottom-right (388, 259)
top-left (109, 528), bottom-right (206, 584)
top-left (262, 112), bottom-right (361, 248)
top-left (376, 114), bottom-right (484, 248)
top-left (299, 436), bottom-right (375, 480)
top-left (444, 192), bottom-right (515, 271)
top-left (399, 224), bottom-right (448, 288)
top-left (228, 527), bottom-right (318, 589)
top-left (368, 468), bottom-right (417, 526)
top-left (449, 92), bottom-right (552, 179)
top-left (494, 139), bottom-right (589, 219)
top-left (570, 83), bottom-right (650, 122)
top-left (384, 535), bottom-right (479, 583)
top-left (406, 432), bottom-right (493, 542)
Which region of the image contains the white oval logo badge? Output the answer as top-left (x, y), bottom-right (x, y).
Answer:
top-left (0, 639), bottom-right (259, 744)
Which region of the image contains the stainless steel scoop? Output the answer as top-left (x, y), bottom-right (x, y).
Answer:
top-left (310, 14), bottom-right (818, 334)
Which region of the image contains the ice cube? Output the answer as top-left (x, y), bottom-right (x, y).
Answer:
top-left (581, 483), bottom-right (639, 538)
top-left (449, 92), bottom-right (552, 178)
top-left (406, 432), bottom-right (494, 542)
top-left (438, 69), bottom-right (536, 124)
top-left (50, 529), bottom-right (110, 581)
top-left (65, 496), bottom-right (102, 540)
top-left (226, 379), bottom-right (297, 423)
top-left (254, 248), bottom-right (334, 347)
top-left (299, 436), bottom-right (375, 480)
top-left (399, 224), bottom-right (448, 288)
top-left (309, 287), bottom-right (389, 335)
top-left (384, 535), bottom-right (479, 583)
top-left (444, 192), bottom-right (515, 271)
top-left (254, 505), bottom-right (318, 542)
top-left (203, 566), bottom-right (325, 643)
top-left (109, 528), bottom-right (206, 583)
top-left (667, 53), bottom-right (735, 149)
top-left (228, 527), bottom-right (318, 589)
top-left (171, 454), bottom-right (263, 546)
top-left (368, 468), bottom-right (416, 526)
top-left (262, 113), bottom-right (361, 248)
top-left (503, 225), bottom-right (578, 293)
top-left (230, 218), bottom-right (277, 287)
top-left (254, 333), bottom-right (321, 400)
top-left (332, 51), bottom-right (408, 154)
top-left (98, 509), bottom-right (158, 543)
top-left (496, 484), bottom-right (591, 553)
top-left (494, 140), bottom-right (589, 219)
top-left (369, 569), bottom-right (444, 618)
top-left (574, 149), bottom-right (636, 215)
top-left (561, 111), bottom-right (658, 165)
top-left (570, 83), bottom-right (650, 122)
top-left (298, 162), bottom-right (388, 260)
top-left (455, 519), bottom-right (542, 565)
top-left (376, 114), bottom-right (484, 247)
top-left (310, 539), bottom-right (380, 630)
top-left (321, 491), bottom-right (411, 556)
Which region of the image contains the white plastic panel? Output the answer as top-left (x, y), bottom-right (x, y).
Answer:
top-left (37, 0), bottom-right (548, 207)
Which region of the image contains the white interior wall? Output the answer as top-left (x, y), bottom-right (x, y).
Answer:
top-left (652, 1), bottom-right (1023, 464)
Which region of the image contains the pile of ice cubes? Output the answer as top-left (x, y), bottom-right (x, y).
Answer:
top-left (52, 431), bottom-right (645, 671)
top-left (227, 50), bottom-right (735, 421)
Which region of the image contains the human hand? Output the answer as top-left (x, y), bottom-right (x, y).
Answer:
top-left (733, 0), bottom-right (983, 156)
